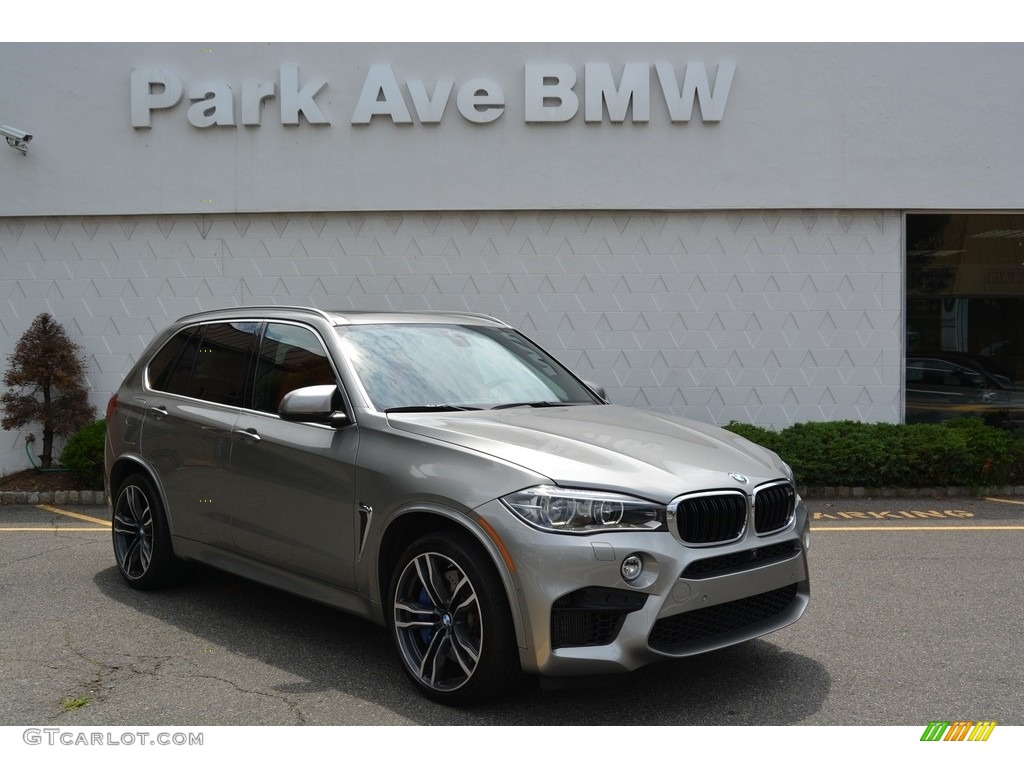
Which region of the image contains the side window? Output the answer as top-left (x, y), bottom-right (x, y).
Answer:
top-left (148, 327), bottom-right (200, 393)
top-left (951, 367), bottom-right (984, 389)
top-left (906, 359), bottom-right (925, 384)
top-left (147, 322), bottom-right (259, 406)
top-left (187, 323), bottom-right (260, 406)
top-left (252, 323), bottom-right (337, 413)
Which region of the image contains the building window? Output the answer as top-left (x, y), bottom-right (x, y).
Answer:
top-left (905, 213), bottom-right (1024, 427)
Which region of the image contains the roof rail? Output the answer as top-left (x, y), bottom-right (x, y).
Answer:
top-left (174, 306), bottom-right (509, 327)
top-left (327, 310), bottom-right (506, 325)
top-left (175, 305), bottom-right (335, 323)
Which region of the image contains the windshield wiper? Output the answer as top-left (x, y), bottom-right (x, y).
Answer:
top-left (385, 404), bottom-right (482, 413)
top-left (490, 401), bottom-right (568, 410)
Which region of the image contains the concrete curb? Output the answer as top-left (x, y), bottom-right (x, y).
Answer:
top-left (1, 490), bottom-right (106, 506)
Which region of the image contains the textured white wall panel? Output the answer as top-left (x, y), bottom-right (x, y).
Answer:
top-left (0, 210), bottom-right (903, 475)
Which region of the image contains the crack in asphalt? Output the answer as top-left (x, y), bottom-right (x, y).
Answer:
top-left (54, 635), bottom-right (307, 724)
top-left (56, 631), bottom-right (113, 719)
top-left (0, 536), bottom-right (104, 571)
top-left (181, 672), bottom-right (309, 725)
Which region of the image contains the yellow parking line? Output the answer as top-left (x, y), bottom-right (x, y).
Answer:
top-left (811, 525), bottom-right (1024, 531)
top-left (983, 497), bottom-right (1024, 506)
top-left (35, 504), bottom-right (111, 527)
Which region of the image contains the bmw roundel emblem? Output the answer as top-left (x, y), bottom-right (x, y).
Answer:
top-left (729, 473), bottom-right (749, 484)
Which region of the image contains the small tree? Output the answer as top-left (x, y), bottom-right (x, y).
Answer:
top-left (1, 313), bottom-right (97, 468)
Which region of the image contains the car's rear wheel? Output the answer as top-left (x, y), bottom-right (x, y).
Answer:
top-left (389, 531), bottom-right (520, 705)
top-left (112, 473), bottom-right (186, 590)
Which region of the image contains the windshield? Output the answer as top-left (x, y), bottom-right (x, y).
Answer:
top-left (334, 324), bottom-right (599, 411)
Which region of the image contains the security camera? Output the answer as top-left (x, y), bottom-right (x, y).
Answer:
top-left (1, 124), bottom-right (32, 153)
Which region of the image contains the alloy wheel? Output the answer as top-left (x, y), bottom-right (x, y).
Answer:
top-left (393, 551), bottom-right (483, 693)
top-left (113, 484), bottom-right (154, 580)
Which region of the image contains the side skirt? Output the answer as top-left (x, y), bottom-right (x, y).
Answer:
top-left (172, 536), bottom-right (382, 624)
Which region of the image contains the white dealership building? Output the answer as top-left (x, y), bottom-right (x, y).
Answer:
top-left (1, 42), bottom-right (1023, 474)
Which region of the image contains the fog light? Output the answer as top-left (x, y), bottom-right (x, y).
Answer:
top-left (621, 554), bottom-right (643, 582)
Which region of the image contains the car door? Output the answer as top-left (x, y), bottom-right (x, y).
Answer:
top-left (141, 321), bottom-right (259, 548)
top-left (228, 321), bottom-right (359, 589)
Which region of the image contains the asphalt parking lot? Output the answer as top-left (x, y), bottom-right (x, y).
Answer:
top-left (1, 496), bottom-right (1022, 726)
top-left (808, 495), bottom-right (1024, 525)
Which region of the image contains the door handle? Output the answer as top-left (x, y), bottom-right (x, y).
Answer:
top-left (149, 406), bottom-right (168, 420)
top-left (235, 427), bottom-right (261, 443)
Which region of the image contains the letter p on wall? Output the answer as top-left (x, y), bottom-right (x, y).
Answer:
top-left (131, 68), bottom-right (184, 128)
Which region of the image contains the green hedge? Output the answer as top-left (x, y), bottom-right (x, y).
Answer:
top-left (42, 416), bottom-right (1024, 491)
top-left (58, 419), bottom-right (106, 490)
top-left (724, 418), bottom-right (1024, 488)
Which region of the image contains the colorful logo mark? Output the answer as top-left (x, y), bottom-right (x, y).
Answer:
top-left (920, 721), bottom-right (997, 742)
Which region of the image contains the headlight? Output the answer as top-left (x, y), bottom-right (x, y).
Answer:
top-left (501, 486), bottom-right (665, 534)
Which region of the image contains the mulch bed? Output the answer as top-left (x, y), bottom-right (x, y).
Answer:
top-left (0, 468), bottom-right (95, 493)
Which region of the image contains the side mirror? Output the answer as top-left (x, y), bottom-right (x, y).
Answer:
top-left (279, 384), bottom-right (350, 426)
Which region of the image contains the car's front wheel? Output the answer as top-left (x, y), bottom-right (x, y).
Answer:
top-left (389, 531), bottom-right (520, 705)
top-left (112, 473), bottom-right (187, 590)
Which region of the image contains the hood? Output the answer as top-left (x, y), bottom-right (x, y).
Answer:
top-left (386, 404), bottom-right (788, 503)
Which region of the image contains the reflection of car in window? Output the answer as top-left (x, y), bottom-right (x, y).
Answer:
top-left (906, 352), bottom-right (1024, 427)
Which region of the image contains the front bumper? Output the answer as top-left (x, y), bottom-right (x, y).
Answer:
top-left (477, 497), bottom-right (811, 677)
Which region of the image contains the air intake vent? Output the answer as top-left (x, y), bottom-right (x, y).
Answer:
top-left (648, 583), bottom-right (799, 652)
top-left (550, 587), bottom-right (648, 649)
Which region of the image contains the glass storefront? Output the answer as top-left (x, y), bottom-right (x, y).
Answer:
top-left (905, 213), bottom-right (1024, 427)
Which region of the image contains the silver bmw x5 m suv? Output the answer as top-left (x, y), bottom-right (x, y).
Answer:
top-left (105, 306), bottom-right (810, 704)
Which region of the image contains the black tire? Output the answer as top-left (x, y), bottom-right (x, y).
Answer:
top-left (111, 473), bottom-right (187, 590)
top-left (388, 531), bottom-right (520, 705)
